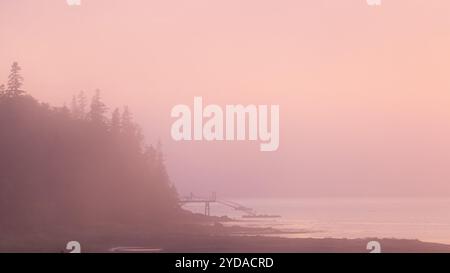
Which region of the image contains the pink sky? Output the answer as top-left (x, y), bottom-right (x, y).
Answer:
top-left (1, 0), bottom-right (450, 197)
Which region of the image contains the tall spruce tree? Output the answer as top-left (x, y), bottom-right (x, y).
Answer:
top-left (6, 62), bottom-right (25, 98)
top-left (0, 84), bottom-right (5, 98)
top-left (88, 89), bottom-right (108, 125)
top-left (121, 106), bottom-right (135, 137)
top-left (77, 91), bottom-right (87, 119)
top-left (110, 108), bottom-right (121, 135)
top-left (70, 95), bottom-right (80, 118)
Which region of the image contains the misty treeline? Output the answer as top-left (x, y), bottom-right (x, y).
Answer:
top-left (0, 62), bottom-right (180, 238)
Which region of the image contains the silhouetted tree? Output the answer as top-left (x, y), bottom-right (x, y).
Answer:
top-left (6, 62), bottom-right (25, 98)
top-left (0, 64), bottom-right (181, 249)
top-left (77, 91), bottom-right (87, 119)
top-left (121, 106), bottom-right (138, 139)
top-left (60, 103), bottom-right (71, 117)
top-left (70, 91), bottom-right (87, 119)
top-left (156, 140), bottom-right (165, 166)
top-left (145, 144), bottom-right (157, 164)
top-left (88, 89), bottom-right (107, 125)
top-left (70, 95), bottom-right (79, 118)
top-left (121, 106), bottom-right (133, 132)
top-left (110, 108), bottom-right (121, 135)
top-left (0, 84), bottom-right (5, 98)
top-left (121, 106), bottom-right (144, 151)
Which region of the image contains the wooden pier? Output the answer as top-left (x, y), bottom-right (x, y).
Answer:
top-left (179, 192), bottom-right (255, 216)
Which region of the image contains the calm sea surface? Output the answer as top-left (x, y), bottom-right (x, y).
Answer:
top-left (183, 198), bottom-right (450, 244)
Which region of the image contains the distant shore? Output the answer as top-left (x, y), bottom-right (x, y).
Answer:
top-left (3, 228), bottom-right (450, 253)
top-left (68, 224), bottom-right (450, 253)
top-left (157, 235), bottom-right (450, 253)
top-left (3, 213), bottom-right (450, 253)
top-left (137, 221), bottom-right (450, 253)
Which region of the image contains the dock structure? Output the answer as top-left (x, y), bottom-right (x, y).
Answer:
top-left (179, 192), bottom-right (254, 216)
top-left (178, 192), bottom-right (216, 216)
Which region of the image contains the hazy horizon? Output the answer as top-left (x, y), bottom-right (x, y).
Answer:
top-left (2, 0), bottom-right (450, 198)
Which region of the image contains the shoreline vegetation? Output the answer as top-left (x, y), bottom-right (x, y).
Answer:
top-left (1, 62), bottom-right (450, 253)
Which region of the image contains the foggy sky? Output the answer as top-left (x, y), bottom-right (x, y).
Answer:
top-left (1, 0), bottom-right (450, 198)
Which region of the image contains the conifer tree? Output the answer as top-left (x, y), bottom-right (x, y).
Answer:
top-left (110, 108), bottom-right (121, 135)
top-left (88, 89), bottom-right (108, 125)
top-left (6, 62), bottom-right (25, 97)
top-left (0, 84), bottom-right (5, 98)
top-left (121, 106), bottom-right (135, 137)
top-left (77, 91), bottom-right (87, 119)
top-left (70, 95), bottom-right (80, 118)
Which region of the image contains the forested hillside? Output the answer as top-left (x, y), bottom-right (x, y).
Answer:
top-left (0, 62), bottom-right (180, 243)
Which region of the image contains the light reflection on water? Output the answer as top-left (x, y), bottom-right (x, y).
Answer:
top-left (182, 198), bottom-right (450, 244)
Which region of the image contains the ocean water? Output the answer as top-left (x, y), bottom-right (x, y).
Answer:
top-left (182, 198), bottom-right (450, 244)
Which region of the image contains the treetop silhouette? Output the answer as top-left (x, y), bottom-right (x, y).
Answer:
top-left (5, 62), bottom-right (25, 98)
top-left (0, 62), bottom-right (180, 239)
